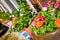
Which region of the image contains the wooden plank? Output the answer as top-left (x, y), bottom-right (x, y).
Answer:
top-left (30, 0), bottom-right (55, 9)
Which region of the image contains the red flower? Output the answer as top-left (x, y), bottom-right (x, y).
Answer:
top-left (40, 16), bottom-right (44, 22)
top-left (36, 14), bottom-right (45, 22)
top-left (32, 14), bottom-right (44, 28)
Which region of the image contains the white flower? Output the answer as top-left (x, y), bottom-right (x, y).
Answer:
top-left (51, 12), bottom-right (54, 16)
top-left (51, 8), bottom-right (55, 12)
top-left (20, 13), bottom-right (23, 16)
top-left (49, 8), bottom-right (55, 16)
top-left (49, 8), bottom-right (55, 12)
top-left (42, 7), bottom-right (47, 11)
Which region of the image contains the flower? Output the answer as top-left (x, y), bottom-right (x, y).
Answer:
top-left (32, 20), bottom-right (37, 26)
top-left (36, 21), bottom-right (43, 28)
top-left (36, 14), bottom-right (41, 19)
top-left (45, 3), bottom-right (49, 7)
top-left (44, 1), bottom-right (51, 7)
top-left (36, 14), bottom-right (45, 22)
top-left (51, 8), bottom-right (55, 12)
top-left (56, 0), bottom-right (59, 3)
top-left (32, 20), bottom-right (44, 28)
top-left (32, 14), bottom-right (44, 28)
top-left (56, 0), bottom-right (58, 1)
top-left (54, 3), bottom-right (59, 9)
top-left (20, 13), bottom-right (23, 16)
top-left (54, 18), bottom-right (60, 27)
top-left (42, 7), bottom-right (47, 11)
top-left (40, 16), bottom-right (44, 22)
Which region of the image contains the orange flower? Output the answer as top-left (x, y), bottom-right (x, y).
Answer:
top-left (54, 18), bottom-right (60, 27)
top-left (36, 21), bottom-right (43, 28)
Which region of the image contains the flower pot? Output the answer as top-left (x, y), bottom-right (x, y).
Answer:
top-left (32, 28), bottom-right (60, 40)
top-left (29, 13), bottom-right (60, 40)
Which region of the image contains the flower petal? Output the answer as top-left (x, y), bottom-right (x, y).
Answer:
top-left (54, 3), bottom-right (59, 9)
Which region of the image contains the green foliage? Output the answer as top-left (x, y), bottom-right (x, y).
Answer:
top-left (3, 12), bottom-right (11, 20)
top-left (0, 0), bottom-right (32, 31)
top-left (12, 9), bottom-right (19, 16)
top-left (0, 11), bottom-right (11, 20)
top-left (13, 17), bottom-right (24, 31)
top-left (30, 25), bottom-right (46, 34)
top-left (12, 0), bottom-right (32, 31)
top-left (0, 11), bottom-right (3, 18)
top-left (30, 5), bottom-right (60, 34)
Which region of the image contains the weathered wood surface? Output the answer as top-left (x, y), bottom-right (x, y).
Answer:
top-left (30, 0), bottom-right (55, 9)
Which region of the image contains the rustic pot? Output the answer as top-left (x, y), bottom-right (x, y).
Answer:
top-left (32, 28), bottom-right (60, 40)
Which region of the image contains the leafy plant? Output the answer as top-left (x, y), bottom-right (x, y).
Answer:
top-left (12, 0), bottom-right (32, 31)
top-left (30, 1), bottom-right (60, 34)
top-left (12, 9), bottom-right (19, 16)
top-left (0, 11), bottom-right (3, 18)
top-left (0, 0), bottom-right (33, 31)
top-left (0, 11), bottom-right (11, 21)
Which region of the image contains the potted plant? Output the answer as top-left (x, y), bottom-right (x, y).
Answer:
top-left (29, 0), bottom-right (60, 40)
